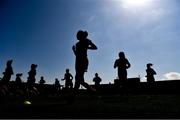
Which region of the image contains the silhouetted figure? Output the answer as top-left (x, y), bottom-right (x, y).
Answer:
top-left (38, 76), bottom-right (46, 96)
top-left (39, 76), bottom-right (46, 85)
top-left (15, 73), bottom-right (23, 85)
top-left (15, 73), bottom-right (24, 96)
top-left (27, 64), bottom-right (37, 86)
top-left (1, 60), bottom-right (14, 84)
top-left (26, 64), bottom-right (39, 96)
top-left (61, 69), bottom-right (73, 89)
top-left (146, 63), bottom-right (156, 83)
top-left (0, 60), bottom-right (14, 96)
top-left (54, 78), bottom-right (61, 94)
top-left (93, 73), bottom-right (102, 89)
top-left (72, 30), bottom-right (97, 91)
top-left (114, 52), bottom-right (131, 81)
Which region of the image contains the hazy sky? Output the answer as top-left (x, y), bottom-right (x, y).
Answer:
top-left (0, 0), bottom-right (180, 85)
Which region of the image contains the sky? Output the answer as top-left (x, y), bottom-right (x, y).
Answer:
top-left (0, 0), bottom-right (180, 85)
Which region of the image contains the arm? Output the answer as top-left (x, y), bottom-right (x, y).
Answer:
top-left (72, 45), bottom-right (76, 55)
top-left (114, 60), bottom-right (118, 69)
top-left (61, 74), bottom-right (65, 81)
top-left (93, 78), bottom-right (95, 82)
top-left (70, 74), bottom-right (73, 80)
top-left (88, 40), bottom-right (97, 50)
top-left (153, 69), bottom-right (157, 75)
top-left (126, 59), bottom-right (131, 69)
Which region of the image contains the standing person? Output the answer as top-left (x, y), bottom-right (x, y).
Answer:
top-left (15, 73), bottom-right (23, 89)
top-left (26, 64), bottom-right (38, 96)
top-left (2, 60), bottom-right (14, 83)
top-left (93, 73), bottom-right (102, 89)
top-left (146, 63), bottom-right (156, 83)
top-left (15, 73), bottom-right (24, 96)
top-left (1, 60), bottom-right (14, 95)
top-left (39, 76), bottom-right (46, 85)
top-left (54, 78), bottom-right (61, 91)
top-left (27, 64), bottom-right (37, 86)
top-left (72, 30), bottom-right (97, 91)
top-left (39, 76), bottom-right (46, 96)
top-left (15, 73), bottom-right (23, 85)
top-left (114, 52), bottom-right (131, 81)
top-left (61, 69), bottom-right (73, 89)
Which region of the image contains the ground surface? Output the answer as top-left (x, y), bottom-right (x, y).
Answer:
top-left (1, 93), bottom-right (180, 119)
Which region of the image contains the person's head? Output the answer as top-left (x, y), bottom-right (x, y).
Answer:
top-left (83, 31), bottom-right (88, 38)
top-left (147, 63), bottom-right (153, 68)
top-left (31, 64), bottom-right (37, 69)
top-left (16, 73), bottom-right (23, 77)
top-left (95, 73), bottom-right (98, 77)
top-left (76, 30), bottom-right (88, 41)
top-left (40, 76), bottom-right (44, 80)
top-left (7, 60), bottom-right (13, 66)
top-left (55, 78), bottom-right (59, 83)
top-left (119, 52), bottom-right (125, 59)
top-left (66, 69), bottom-right (69, 73)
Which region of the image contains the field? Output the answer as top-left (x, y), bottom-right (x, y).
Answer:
top-left (1, 93), bottom-right (180, 119)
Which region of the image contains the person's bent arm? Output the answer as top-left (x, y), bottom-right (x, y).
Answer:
top-left (88, 40), bottom-right (97, 50)
top-left (61, 75), bottom-right (66, 81)
top-left (72, 45), bottom-right (77, 55)
top-left (70, 74), bottom-right (73, 80)
top-left (126, 60), bottom-right (131, 69)
top-left (114, 60), bottom-right (118, 69)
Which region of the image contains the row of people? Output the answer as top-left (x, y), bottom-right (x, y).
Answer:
top-left (0, 60), bottom-right (102, 89)
top-left (72, 30), bottom-right (157, 92)
top-left (0, 59), bottom-right (102, 96)
top-left (0, 30), bottom-right (157, 94)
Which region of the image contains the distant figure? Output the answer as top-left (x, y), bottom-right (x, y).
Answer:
top-left (15, 73), bottom-right (23, 85)
top-left (15, 73), bottom-right (24, 96)
top-left (26, 64), bottom-right (39, 96)
top-left (114, 52), bottom-right (131, 81)
top-left (54, 78), bottom-right (61, 92)
top-left (93, 73), bottom-right (102, 89)
top-left (72, 30), bottom-right (97, 91)
top-left (27, 64), bottom-right (37, 86)
top-left (146, 63), bottom-right (156, 83)
top-left (61, 69), bottom-right (73, 89)
top-left (38, 76), bottom-right (46, 96)
top-left (39, 76), bottom-right (46, 85)
top-left (1, 60), bottom-right (14, 84)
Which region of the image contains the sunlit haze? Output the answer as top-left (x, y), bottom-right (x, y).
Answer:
top-left (121, 0), bottom-right (153, 8)
top-left (0, 0), bottom-right (180, 85)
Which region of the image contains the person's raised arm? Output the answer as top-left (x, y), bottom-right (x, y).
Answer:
top-left (153, 69), bottom-right (157, 75)
top-left (61, 74), bottom-right (65, 81)
top-left (114, 60), bottom-right (118, 69)
top-left (70, 74), bottom-right (73, 80)
top-left (88, 40), bottom-right (97, 50)
top-left (126, 60), bottom-right (131, 69)
top-left (72, 45), bottom-right (76, 55)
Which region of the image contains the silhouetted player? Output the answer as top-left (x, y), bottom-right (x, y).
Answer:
top-left (39, 76), bottom-right (46, 85)
top-left (93, 73), bottom-right (102, 89)
top-left (55, 78), bottom-right (61, 91)
top-left (61, 69), bottom-right (73, 89)
top-left (72, 30), bottom-right (97, 91)
top-left (146, 63), bottom-right (156, 83)
top-left (114, 52), bottom-right (131, 81)
top-left (1, 60), bottom-right (14, 84)
top-left (15, 73), bottom-right (23, 85)
top-left (15, 73), bottom-right (23, 95)
top-left (27, 64), bottom-right (37, 89)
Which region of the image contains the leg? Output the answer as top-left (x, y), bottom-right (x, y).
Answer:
top-left (74, 73), bottom-right (81, 90)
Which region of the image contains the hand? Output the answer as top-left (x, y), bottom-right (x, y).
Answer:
top-left (72, 45), bottom-right (75, 51)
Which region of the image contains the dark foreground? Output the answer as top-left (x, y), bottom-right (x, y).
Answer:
top-left (1, 93), bottom-right (180, 119)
